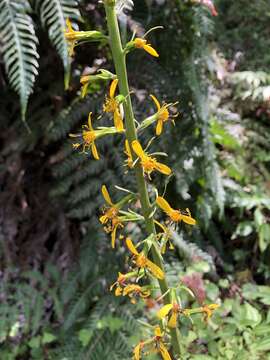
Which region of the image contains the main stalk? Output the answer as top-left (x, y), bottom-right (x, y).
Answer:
top-left (104, 2), bottom-right (182, 357)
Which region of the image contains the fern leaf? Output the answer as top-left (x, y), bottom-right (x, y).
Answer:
top-left (172, 230), bottom-right (216, 272)
top-left (0, 0), bottom-right (39, 122)
top-left (35, 0), bottom-right (80, 88)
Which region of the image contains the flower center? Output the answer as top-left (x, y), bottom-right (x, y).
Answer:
top-left (134, 38), bottom-right (146, 48)
top-left (82, 130), bottom-right (96, 144)
top-left (106, 207), bottom-right (119, 220)
top-left (141, 156), bottom-right (156, 173)
top-left (136, 254), bottom-right (148, 268)
top-left (172, 303), bottom-right (180, 313)
top-left (103, 97), bottom-right (118, 113)
top-left (170, 210), bottom-right (181, 222)
top-left (158, 107), bottom-right (169, 122)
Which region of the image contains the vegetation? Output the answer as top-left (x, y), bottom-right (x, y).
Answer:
top-left (0, 0), bottom-right (269, 359)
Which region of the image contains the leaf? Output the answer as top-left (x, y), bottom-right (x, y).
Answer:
top-left (210, 119), bottom-right (240, 150)
top-left (253, 324), bottom-right (270, 336)
top-left (98, 315), bottom-right (125, 334)
top-left (259, 224), bottom-right (270, 252)
top-left (78, 329), bottom-right (93, 347)
top-left (232, 221), bottom-right (254, 239)
top-left (42, 332), bottom-right (57, 344)
top-left (243, 303), bottom-right (261, 327)
top-left (251, 338), bottom-right (270, 352)
top-left (257, 286), bottom-right (270, 306)
top-left (28, 336), bottom-right (41, 349)
top-left (35, 0), bottom-right (80, 88)
top-left (0, 0), bottom-right (39, 122)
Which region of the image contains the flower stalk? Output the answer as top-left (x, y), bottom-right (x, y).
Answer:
top-left (66, 2), bottom-right (219, 358)
top-left (104, 2), bottom-right (182, 357)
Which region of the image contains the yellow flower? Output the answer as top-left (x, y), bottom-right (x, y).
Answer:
top-left (154, 221), bottom-right (174, 254)
top-left (124, 140), bottom-right (133, 169)
top-left (80, 70), bottom-right (116, 98)
top-left (201, 303), bottom-right (220, 322)
top-left (99, 185), bottom-right (124, 248)
top-left (134, 38), bottom-right (159, 57)
top-left (156, 196), bottom-right (196, 225)
top-left (103, 79), bottom-right (124, 131)
top-left (133, 342), bottom-right (144, 360)
top-left (123, 284), bottom-right (151, 304)
top-left (183, 303), bottom-right (220, 322)
top-left (69, 112), bottom-right (99, 159)
top-left (131, 140), bottom-right (172, 179)
top-left (64, 18), bottom-right (78, 56)
top-left (157, 302), bottom-right (181, 328)
top-left (126, 238), bottom-right (164, 280)
top-left (154, 327), bottom-right (172, 360)
top-left (150, 95), bottom-right (178, 136)
top-left (110, 272), bottom-right (127, 296)
top-left (133, 327), bottom-right (172, 360)
top-left (80, 75), bottom-right (91, 98)
top-left (64, 18), bottom-right (106, 56)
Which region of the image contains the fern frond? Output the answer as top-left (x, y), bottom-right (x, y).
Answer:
top-left (172, 230), bottom-right (216, 272)
top-left (0, 0), bottom-right (39, 121)
top-left (35, 0), bottom-right (80, 88)
top-left (47, 97), bottom-right (98, 142)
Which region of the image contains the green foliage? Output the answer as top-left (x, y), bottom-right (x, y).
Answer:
top-left (216, 0), bottom-right (270, 70)
top-left (180, 297), bottom-right (270, 360)
top-left (0, 0), bottom-right (80, 121)
top-left (1, 0), bottom-right (270, 359)
top-left (0, 0), bottom-right (39, 121)
top-left (35, 0), bottom-right (80, 88)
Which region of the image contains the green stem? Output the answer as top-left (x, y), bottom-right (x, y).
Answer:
top-left (104, 2), bottom-right (182, 358)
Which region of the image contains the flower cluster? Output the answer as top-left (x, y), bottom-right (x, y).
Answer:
top-left (65, 6), bottom-right (219, 359)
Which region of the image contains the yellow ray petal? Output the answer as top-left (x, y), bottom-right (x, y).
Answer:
top-left (159, 342), bottom-right (172, 360)
top-left (81, 83), bottom-right (88, 98)
top-left (87, 112), bottom-right (93, 130)
top-left (99, 214), bottom-right (107, 224)
top-left (133, 343), bottom-right (141, 360)
top-left (131, 140), bottom-right (146, 159)
top-left (101, 185), bottom-right (114, 206)
top-left (66, 18), bottom-right (73, 33)
top-left (146, 258), bottom-right (164, 279)
top-left (181, 214), bottom-right (196, 225)
top-left (154, 162), bottom-right (172, 175)
top-left (156, 119), bottom-right (163, 136)
top-left (168, 311), bottom-right (178, 328)
top-left (154, 326), bottom-right (163, 337)
top-left (115, 286), bottom-right (122, 296)
top-left (126, 237), bottom-right (139, 256)
top-left (110, 79), bottom-right (118, 98)
top-left (150, 94), bottom-right (161, 111)
top-left (125, 140), bottom-right (132, 157)
top-left (156, 196), bottom-right (174, 215)
top-left (143, 44), bottom-right (159, 57)
top-left (111, 223), bottom-right (120, 249)
top-left (114, 108), bottom-right (124, 131)
top-left (157, 304), bottom-right (173, 319)
top-left (91, 142), bottom-right (99, 160)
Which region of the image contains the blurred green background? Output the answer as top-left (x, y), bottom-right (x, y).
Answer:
top-left (0, 0), bottom-right (269, 359)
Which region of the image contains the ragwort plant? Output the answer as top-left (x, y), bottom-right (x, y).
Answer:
top-left (65, 1), bottom-right (219, 359)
